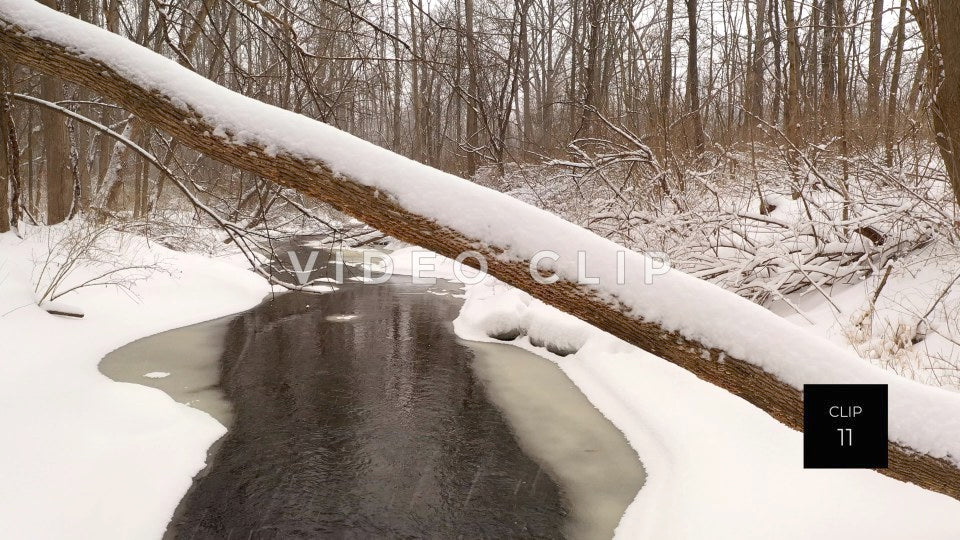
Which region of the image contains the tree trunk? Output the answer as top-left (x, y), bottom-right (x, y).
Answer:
top-left (930, 0), bottom-right (960, 202)
top-left (464, 0), bottom-right (479, 175)
top-left (0, 56), bottom-right (8, 233)
top-left (914, 0), bottom-right (960, 204)
top-left (783, 0), bottom-right (801, 147)
top-left (4, 8), bottom-right (960, 502)
top-left (835, 0), bottom-right (850, 219)
top-left (659, 0), bottom-right (673, 156)
top-left (39, 3), bottom-right (71, 224)
top-left (392, 0), bottom-right (403, 154)
top-left (865, 0), bottom-right (884, 140)
top-left (99, 116), bottom-right (136, 211)
top-left (884, 0), bottom-right (907, 166)
top-left (745, 0), bottom-right (767, 125)
top-left (408, 0), bottom-right (423, 162)
top-left (0, 51), bottom-right (15, 232)
top-left (685, 0), bottom-right (704, 155)
top-left (519, 0), bottom-right (533, 149)
top-left (580, 0), bottom-right (605, 134)
top-left (768, 0), bottom-right (783, 125)
top-left (41, 73), bottom-right (71, 223)
top-left (820, 0), bottom-right (837, 133)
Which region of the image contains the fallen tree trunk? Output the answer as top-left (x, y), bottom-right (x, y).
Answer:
top-left (1, 2), bottom-right (958, 500)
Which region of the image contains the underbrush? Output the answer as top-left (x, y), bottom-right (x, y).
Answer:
top-left (479, 138), bottom-right (960, 389)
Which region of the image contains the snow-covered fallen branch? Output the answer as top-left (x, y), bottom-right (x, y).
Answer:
top-left (2, 0), bottom-right (959, 499)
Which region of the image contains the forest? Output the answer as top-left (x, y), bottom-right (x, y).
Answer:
top-left (2, 1), bottom-right (960, 292)
top-left (2, 1), bottom-right (960, 534)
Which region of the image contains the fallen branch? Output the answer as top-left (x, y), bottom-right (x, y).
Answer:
top-left (2, 2), bottom-right (958, 500)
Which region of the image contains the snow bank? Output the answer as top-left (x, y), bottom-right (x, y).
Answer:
top-left (770, 243), bottom-right (960, 390)
top-left (454, 279), bottom-right (960, 539)
top-left (0, 229), bottom-right (270, 539)
top-left (454, 278), bottom-right (589, 354)
top-left (454, 278), bottom-right (530, 341)
top-left (5, 0), bottom-right (960, 465)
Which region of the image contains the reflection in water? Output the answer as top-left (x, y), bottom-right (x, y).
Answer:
top-left (100, 258), bottom-right (644, 539)
top-left (165, 282), bottom-right (569, 539)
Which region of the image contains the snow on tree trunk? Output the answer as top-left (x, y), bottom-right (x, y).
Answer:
top-left (95, 115), bottom-right (134, 210)
top-left (2, 0), bottom-right (959, 501)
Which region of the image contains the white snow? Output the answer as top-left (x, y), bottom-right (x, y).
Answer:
top-left (143, 372), bottom-right (171, 379)
top-left (0, 228), bottom-right (270, 539)
top-left (388, 245), bottom-right (463, 281)
top-left (454, 278), bottom-right (960, 539)
top-left (769, 243), bottom-right (960, 390)
top-left (5, 0), bottom-right (959, 465)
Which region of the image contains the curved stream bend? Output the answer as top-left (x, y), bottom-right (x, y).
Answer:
top-left (101, 267), bottom-right (643, 539)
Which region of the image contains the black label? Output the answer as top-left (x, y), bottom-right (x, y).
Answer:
top-left (803, 384), bottom-right (888, 469)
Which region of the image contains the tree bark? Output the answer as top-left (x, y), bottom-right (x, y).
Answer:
top-left (519, 0), bottom-right (533, 149)
top-left (768, 0), bottom-right (783, 125)
top-left (865, 0), bottom-right (884, 140)
top-left (39, 0), bottom-right (71, 224)
top-left (41, 72), bottom-right (71, 223)
top-left (659, 0), bottom-right (673, 156)
top-left (745, 0), bottom-right (767, 125)
top-left (928, 0), bottom-right (960, 203)
top-left (3, 10), bottom-right (959, 502)
top-left (884, 0), bottom-right (907, 166)
top-left (835, 0), bottom-right (850, 219)
top-left (821, 0), bottom-right (837, 133)
top-left (464, 0), bottom-right (480, 175)
top-left (783, 0), bottom-right (801, 147)
top-left (408, 0), bottom-right (423, 162)
top-left (392, 0), bottom-right (403, 154)
top-left (685, 0), bottom-right (704, 155)
top-left (579, 0), bottom-right (605, 134)
top-left (0, 56), bottom-right (8, 233)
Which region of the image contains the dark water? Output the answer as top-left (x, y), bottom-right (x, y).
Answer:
top-left (164, 279), bottom-right (569, 539)
top-left (100, 244), bottom-right (643, 539)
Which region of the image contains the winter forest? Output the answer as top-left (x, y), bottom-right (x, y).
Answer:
top-left (5, 0), bottom-right (960, 379)
top-left (3, 0), bottom-right (960, 537)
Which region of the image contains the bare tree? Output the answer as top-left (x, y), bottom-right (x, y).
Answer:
top-left (685, 0), bottom-right (704, 154)
top-left (915, 0), bottom-right (960, 205)
top-left (0, 64), bottom-right (7, 233)
top-left (745, 0), bottom-right (767, 127)
top-left (782, 0), bottom-right (801, 147)
top-left (6, 19), bottom-right (960, 501)
top-left (864, 0), bottom-right (884, 139)
top-left (820, 0), bottom-right (837, 131)
top-left (40, 1), bottom-right (72, 224)
top-left (465, 0), bottom-right (480, 175)
top-left (659, 0), bottom-right (673, 156)
top-left (884, 0), bottom-right (908, 166)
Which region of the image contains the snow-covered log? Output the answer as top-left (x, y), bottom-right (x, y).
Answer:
top-left (2, 0), bottom-right (959, 500)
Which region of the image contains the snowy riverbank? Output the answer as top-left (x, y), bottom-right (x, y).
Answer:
top-left (447, 268), bottom-right (960, 539)
top-left (387, 245), bottom-right (960, 537)
top-left (3, 233), bottom-right (960, 539)
top-left (0, 228), bottom-right (271, 538)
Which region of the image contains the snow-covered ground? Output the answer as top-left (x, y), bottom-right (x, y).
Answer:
top-left (770, 242), bottom-right (960, 391)
top-left (8, 0), bottom-right (960, 475)
top-left (453, 276), bottom-right (960, 539)
top-left (2, 226), bottom-right (960, 539)
top-left (6, 2), bottom-right (960, 537)
top-left (0, 227), bottom-right (271, 538)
